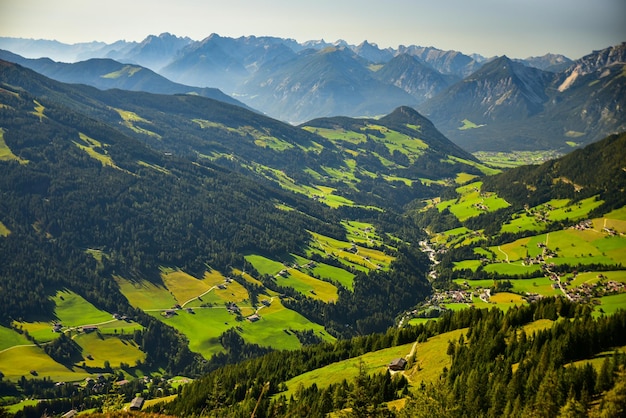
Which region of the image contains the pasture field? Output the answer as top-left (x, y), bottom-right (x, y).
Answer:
top-left (14, 289), bottom-right (142, 344)
top-left (75, 332), bottom-right (145, 369)
top-left (0, 128), bottom-right (27, 163)
top-left (482, 262), bottom-right (541, 276)
top-left (431, 227), bottom-right (472, 246)
top-left (244, 254), bottom-right (285, 276)
top-left (488, 292), bottom-right (526, 309)
top-left (603, 206), bottom-right (626, 222)
top-left (342, 220), bottom-right (384, 247)
top-left (115, 276), bottom-right (177, 310)
top-left (13, 321), bottom-right (61, 344)
top-left (308, 231), bottom-right (394, 271)
top-left (291, 253), bottom-right (355, 290)
top-left (455, 172), bottom-right (479, 184)
top-left (4, 400), bottom-right (40, 414)
top-left (280, 342), bottom-right (416, 399)
top-left (52, 290), bottom-right (113, 326)
top-left (275, 268), bottom-right (338, 302)
top-left (150, 298), bottom-right (331, 358)
top-left (0, 345), bottom-right (90, 382)
top-left (160, 268), bottom-right (214, 305)
top-left (437, 181), bottom-right (509, 222)
top-left (567, 345), bottom-right (626, 372)
top-left (596, 293), bottom-right (626, 315)
top-left (500, 213), bottom-right (544, 234)
top-left (193, 279), bottom-right (250, 307)
top-left (0, 220), bottom-right (10, 236)
top-left (231, 268), bottom-right (264, 287)
top-left (547, 196), bottom-right (603, 222)
top-left (275, 327), bottom-right (469, 398)
top-left (453, 260), bottom-right (482, 272)
top-left (484, 227), bottom-right (626, 268)
top-left (404, 328), bottom-right (468, 386)
top-left (0, 325), bottom-right (31, 351)
top-left (236, 299), bottom-right (333, 350)
top-left (150, 307), bottom-right (239, 358)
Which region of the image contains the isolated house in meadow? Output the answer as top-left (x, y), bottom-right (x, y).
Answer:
top-left (247, 313), bottom-right (261, 322)
top-left (388, 358), bottom-right (407, 371)
top-left (130, 396), bottom-right (145, 410)
top-left (81, 325), bottom-right (98, 333)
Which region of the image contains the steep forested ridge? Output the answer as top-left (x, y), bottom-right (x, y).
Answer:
top-left (0, 70), bottom-right (344, 323)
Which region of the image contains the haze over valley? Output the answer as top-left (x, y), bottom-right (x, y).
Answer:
top-left (0, 1), bottom-right (625, 415)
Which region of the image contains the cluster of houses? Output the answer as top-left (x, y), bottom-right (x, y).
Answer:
top-left (565, 279), bottom-right (625, 303)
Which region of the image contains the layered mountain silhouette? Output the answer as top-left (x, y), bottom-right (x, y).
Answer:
top-left (1, 35), bottom-right (623, 152)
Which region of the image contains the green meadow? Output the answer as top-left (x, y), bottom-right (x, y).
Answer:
top-left (115, 276), bottom-right (177, 310)
top-left (52, 289), bottom-right (113, 326)
top-left (0, 128), bottom-right (28, 164)
top-left (151, 298), bottom-right (331, 358)
top-left (437, 181), bottom-right (509, 222)
top-left (291, 253), bottom-right (356, 290)
top-left (596, 293), bottom-right (626, 315)
top-left (281, 342), bottom-right (415, 399)
top-left (0, 345), bottom-right (91, 381)
top-left (275, 268), bottom-right (338, 302)
top-left (75, 332), bottom-right (145, 369)
top-left (0, 326), bottom-right (31, 351)
top-left (149, 307), bottom-right (237, 358)
top-left (308, 231), bottom-right (395, 272)
top-left (280, 327), bottom-right (468, 400)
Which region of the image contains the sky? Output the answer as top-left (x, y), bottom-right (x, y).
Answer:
top-left (0, 0), bottom-right (624, 59)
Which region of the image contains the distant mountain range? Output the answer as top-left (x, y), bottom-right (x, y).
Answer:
top-left (1, 34), bottom-right (623, 152)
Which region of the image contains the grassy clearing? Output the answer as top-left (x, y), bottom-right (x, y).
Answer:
top-left (455, 172), bottom-right (479, 184)
top-left (567, 345), bottom-right (626, 372)
top-left (437, 181), bottom-right (509, 222)
top-left (0, 345), bottom-right (90, 382)
top-left (237, 299), bottom-right (333, 350)
top-left (160, 268), bottom-right (215, 306)
top-left (52, 289), bottom-right (113, 326)
top-left (0, 128), bottom-right (28, 164)
top-left (291, 253), bottom-right (355, 290)
top-left (281, 342), bottom-right (416, 399)
top-left (151, 307), bottom-right (237, 358)
top-left (0, 220), bottom-right (10, 236)
top-left (275, 268), bottom-right (338, 302)
top-left (112, 107), bottom-right (161, 138)
top-left (308, 231), bottom-right (394, 272)
top-left (483, 263), bottom-right (541, 276)
top-left (75, 332), bottom-right (145, 369)
top-left (73, 132), bottom-right (116, 167)
top-left (596, 293), bottom-right (626, 315)
top-left (102, 65), bottom-right (142, 78)
top-left (245, 254), bottom-right (285, 276)
top-left (13, 321), bottom-right (61, 344)
top-left (283, 328), bottom-right (467, 397)
top-left (115, 276), bottom-right (177, 310)
top-left (405, 328), bottom-right (468, 386)
top-left (547, 196), bottom-right (604, 222)
top-left (458, 119), bottom-right (485, 130)
top-left (453, 260), bottom-right (482, 272)
top-left (138, 160), bottom-right (171, 174)
top-left (0, 325), bottom-right (31, 351)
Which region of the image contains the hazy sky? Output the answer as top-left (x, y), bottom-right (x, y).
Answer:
top-left (1, 0), bottom-right (624, 59)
